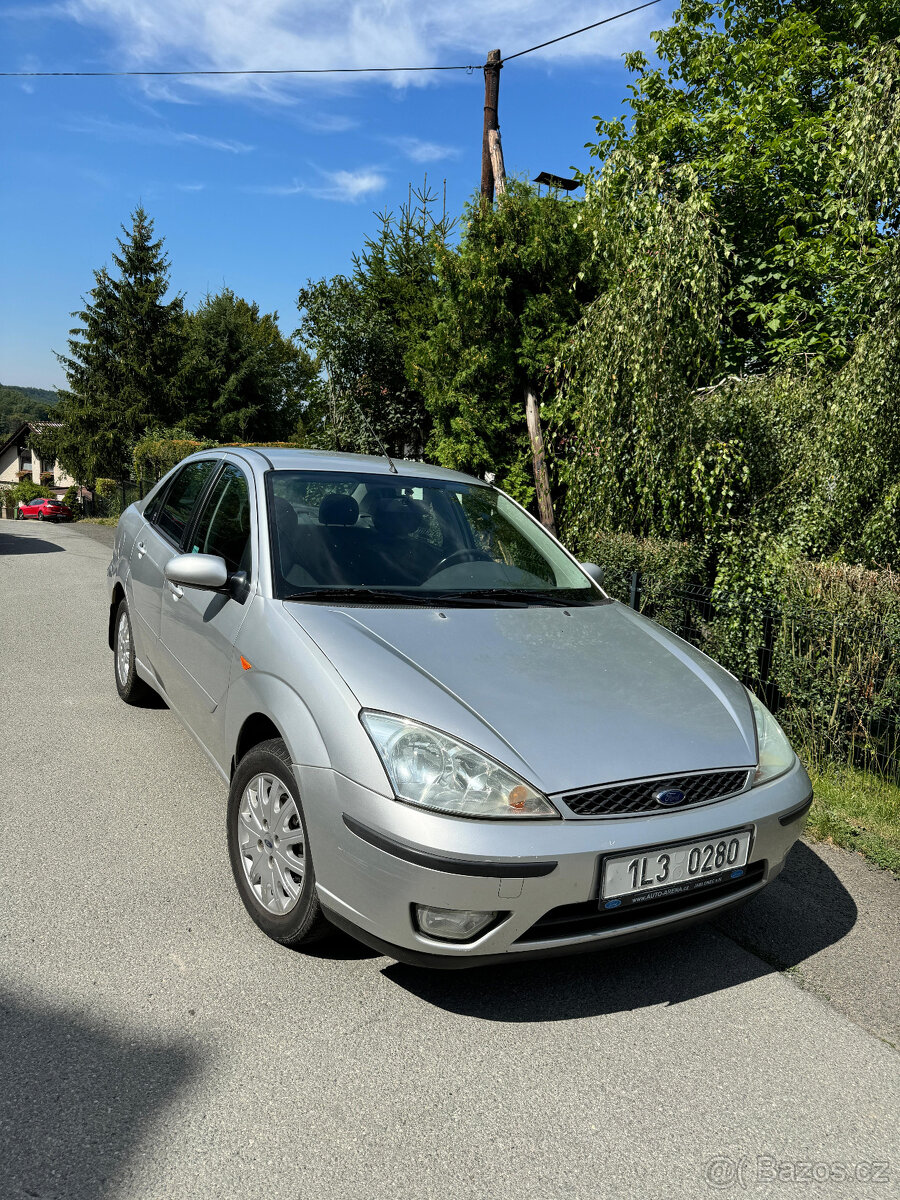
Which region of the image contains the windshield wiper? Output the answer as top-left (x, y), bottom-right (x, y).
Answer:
top-left (282, 587), bottom-right (531, 608)
top-left (283, 587), bottom-right (442, 606)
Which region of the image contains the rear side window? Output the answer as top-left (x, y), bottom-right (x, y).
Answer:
top-left (154, 460), bottom-right (216, 545)
top-left (190, 464), bottom-right (252, 575)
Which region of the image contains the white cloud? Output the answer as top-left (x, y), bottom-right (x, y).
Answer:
top-left (175, 182), bottom-right (205, 191)
top-left (254, 166), bottom-right (388, 203)
top-left (387, 136), bottom-right (459, 163)
top-left (64, 115), bottom-right (253, 152)
top-left (56, 2), bottom-right (665, 100)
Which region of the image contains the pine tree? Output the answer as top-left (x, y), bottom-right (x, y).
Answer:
top-left (47, 207), bottom-right (185, 482)
top-left (182, 289), bottom-right (317, 442)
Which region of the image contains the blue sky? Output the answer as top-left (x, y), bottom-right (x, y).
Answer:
top-left (1, 2), bottom-right (670, 389)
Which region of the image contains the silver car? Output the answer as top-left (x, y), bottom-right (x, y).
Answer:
top-left (108, 447), bottom-right (812, 967)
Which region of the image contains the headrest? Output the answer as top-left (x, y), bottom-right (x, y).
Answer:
top-left (272, 496), bottom-right (298, 531)
top-left (372, 497), bottom-right (422, 538)
top-left (359, 486), bottom-right (398, 517)
top-left (319, 493), bottom-right (359, 527)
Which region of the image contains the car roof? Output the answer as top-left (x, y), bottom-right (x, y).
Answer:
top-left (223, 446), bottom-right (487, 487)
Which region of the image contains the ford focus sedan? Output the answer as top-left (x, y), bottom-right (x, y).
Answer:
top-left (107, 447), bottom-right (812, 967)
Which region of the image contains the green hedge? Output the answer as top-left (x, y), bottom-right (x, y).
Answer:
top-left (769, 561), bottom-right (900, 772)
top-left (570, 529), bottom-right (708, 637)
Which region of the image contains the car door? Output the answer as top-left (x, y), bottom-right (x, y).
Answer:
top-left (158, 461), bottom-right (255, 760)
top-left (128, 459), bottom-right (218, 671)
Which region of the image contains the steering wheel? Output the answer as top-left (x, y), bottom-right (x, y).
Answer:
top-left (426, 547), bottom-right (493, 578)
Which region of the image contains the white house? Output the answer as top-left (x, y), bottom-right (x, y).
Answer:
top-left (0, 422), bottom-right (76, 499)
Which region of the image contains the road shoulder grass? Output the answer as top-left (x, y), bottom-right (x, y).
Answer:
top-left (807, 763), bottom-right (900, 876)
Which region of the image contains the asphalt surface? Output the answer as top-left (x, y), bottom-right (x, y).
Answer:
top-left (1, 518), bottom-right (898, 1200)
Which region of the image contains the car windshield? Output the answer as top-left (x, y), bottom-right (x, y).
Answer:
top-left (267, 470), bottom-right (605, 607)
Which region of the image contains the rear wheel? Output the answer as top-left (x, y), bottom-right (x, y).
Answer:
top-left (38, 512), bottom-right (44, 521)
top-left (227, 738), bottom-right (331, 948)
top-left (113, 599), bottom-right (151, 704)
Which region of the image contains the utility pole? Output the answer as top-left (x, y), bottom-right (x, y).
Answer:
top-left (480, 49), bottom-right (502, 206)
top-left (526, 388), bottom-right (557, 536)
top-left (488, 129), bottom-right (506, 196)
top-left (479, 47), bottom-right (551, 532)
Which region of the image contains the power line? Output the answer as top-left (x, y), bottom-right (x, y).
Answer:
top-left (503, 0), bottom-right (663, 62)
top-left (0, 3), bottom-right (664, 78)
top-left (0, 64), bottom-right (480, 78)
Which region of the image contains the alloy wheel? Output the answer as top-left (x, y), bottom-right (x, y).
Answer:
top-left (116, 610), bottom-right (131, 687)
top-left (237, 773), bottom-right (305, 915)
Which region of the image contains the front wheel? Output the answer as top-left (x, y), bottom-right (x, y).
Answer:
top-left (227, 738), bottom-right (331, 948)
top-left (113, 599), bottom-right (151, 704)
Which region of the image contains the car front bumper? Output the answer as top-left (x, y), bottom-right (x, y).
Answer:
top-left (299, 757), bottom-right (812, 968)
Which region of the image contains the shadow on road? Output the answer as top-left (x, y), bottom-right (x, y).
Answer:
top-left (0, 529), bottom-right (65, 555)
top-left (383, 841), bottom-right (857, 1021)
top-left (0, 988), bottom-right (201, 1200)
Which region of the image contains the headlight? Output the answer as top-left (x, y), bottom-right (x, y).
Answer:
top-left (361, 712), bottom-right (559, 819)
top-left (748, 691), bottom-right (795, 786)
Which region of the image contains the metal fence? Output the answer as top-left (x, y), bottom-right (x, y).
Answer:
top-left (80, 479), bottom-right (147, 519)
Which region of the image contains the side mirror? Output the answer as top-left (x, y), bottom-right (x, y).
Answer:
top-left (580, 561), bottom-right (606, 587)
top-left (165, 553), bottom-right (228, 592)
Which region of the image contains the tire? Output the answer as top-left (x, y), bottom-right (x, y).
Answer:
top-left (227, 738), bottom-right (331, 948)
top-left (113, 598), bottom-right (152, 704)
top-left (38, 512), bottom-right (44, 521)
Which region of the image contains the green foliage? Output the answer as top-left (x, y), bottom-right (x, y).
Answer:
top-left (182, 289), bottom-right (316, 442)
top-left (62, 483), bottom-right (79, 514)
top-left (549, 154), bottom-right (721, 541)
top-left (297, 183), bottom-right (453, 457)
top-left (132, 431), bottom-right (216, 482)
top-left (1, 477), bottom-right (49, 507)
top-left (0, 384), bottom-right (57, 437)
top-left (48, 206), bottom-right (185, 483)
top-left (419, 181), bottom-right (595, 504)
top-left (592, 1), bottom-right (899, 374)
top-left (770, 560), bottom-right (900, 773)
top-left (807, 764), bottom-right (900, 877)
top-left (574, 529), bottom-right (708, 632)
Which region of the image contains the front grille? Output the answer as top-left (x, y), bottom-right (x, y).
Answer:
top-left (560, 768), bottom-right (751, 818)
top-left (515, 861), bottom-right (765, 943)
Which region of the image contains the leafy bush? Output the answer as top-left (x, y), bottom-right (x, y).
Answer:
top-left (3, 478), bottom-right (51, 507)
top-left (571, 529), bottom-right (708, 636)
top-left (62, 483), bottom-right (79, 515)
top-left (770, 560), bottom-right (900, 773)
top-left (132, 433), bottom-right (214, 484)
top-left (93, 477), bottom-right (120, 518)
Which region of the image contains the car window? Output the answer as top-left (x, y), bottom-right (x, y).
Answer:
top-left (154, 460), bottom-right (217, 545)
top-left (190, 464), bottom-right (252, 576)
top-left (266, 470), bottom-right (602, 604)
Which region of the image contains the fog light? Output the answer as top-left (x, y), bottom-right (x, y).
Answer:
top-left (414, 905), bottom-right (498, 942)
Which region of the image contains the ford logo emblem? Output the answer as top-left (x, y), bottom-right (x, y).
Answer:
top-left (655, 788), bottom-right (686, 807)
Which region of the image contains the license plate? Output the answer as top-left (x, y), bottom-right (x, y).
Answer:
top-left (601, 830), bottom-right (752, 903)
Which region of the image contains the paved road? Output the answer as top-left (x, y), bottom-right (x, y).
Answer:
top-left (1, 519), bottom-right (898, 1200)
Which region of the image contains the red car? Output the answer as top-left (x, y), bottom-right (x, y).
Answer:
top-left (17, 497), bottom-right (72, 522)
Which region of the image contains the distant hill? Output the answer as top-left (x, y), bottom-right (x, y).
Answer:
top-left (0, 383), bottom-right (59, 438)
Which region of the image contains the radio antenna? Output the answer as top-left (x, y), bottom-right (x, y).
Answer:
top-left (325, 369), bottom-right (398, 474)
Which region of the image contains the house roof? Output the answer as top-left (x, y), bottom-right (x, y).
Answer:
top-left (0, 420), bottom-right (62, 460)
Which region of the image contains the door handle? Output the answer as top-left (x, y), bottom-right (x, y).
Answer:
top-left (166, 580), bottom-right (183, 600)
top-left (136, 541), bottom-right (146, 559)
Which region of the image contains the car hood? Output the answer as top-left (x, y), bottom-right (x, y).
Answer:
top-left (284, 600), bottom-right (757, 795)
